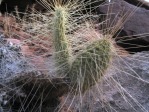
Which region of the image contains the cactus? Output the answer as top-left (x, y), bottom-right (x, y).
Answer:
top-left (52, 4), bottom-right (71, 74)
top-left (69, 39), bottom-right (112, 93)
top-left (52, 2), bottom-right (112, 93)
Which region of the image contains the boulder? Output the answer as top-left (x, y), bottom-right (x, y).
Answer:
top-left (0, 34), bottom-right (68, 111)
top-left (96, 0), bottom-right (149, 52)
top-left (123, 0), bottom-right (149, 10)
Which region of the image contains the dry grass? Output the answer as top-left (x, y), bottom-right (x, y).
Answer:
top-left (0, 0), bottom-right (149, 112)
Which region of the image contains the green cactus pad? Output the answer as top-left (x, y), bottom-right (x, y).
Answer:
top-left (69, 39), bottom-right (112, 93)
top-left (52, 5), bottom-right (71, 74)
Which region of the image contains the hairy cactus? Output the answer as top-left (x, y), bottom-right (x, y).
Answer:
top-left (52, 5), bottom-right (71, 74)
top-left (69, 39), bottom-right (112, 93)
top-left (52, 2), bottom-right (112, 93)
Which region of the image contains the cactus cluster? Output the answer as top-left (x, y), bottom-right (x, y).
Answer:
top-left (52, 2), bottom-right (113, 93)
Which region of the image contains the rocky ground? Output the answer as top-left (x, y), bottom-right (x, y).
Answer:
top-left (60, 52), bottom-right (149, 112)
top-left (0, 0), bottom-right (149, 112)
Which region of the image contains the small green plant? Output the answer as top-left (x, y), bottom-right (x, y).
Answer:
top-left (52, 4), bottom-right (71, 74)
top-left (69, 39), bottom-right (112, 93)
top-left (52, 1), bottom-right (113, 93)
